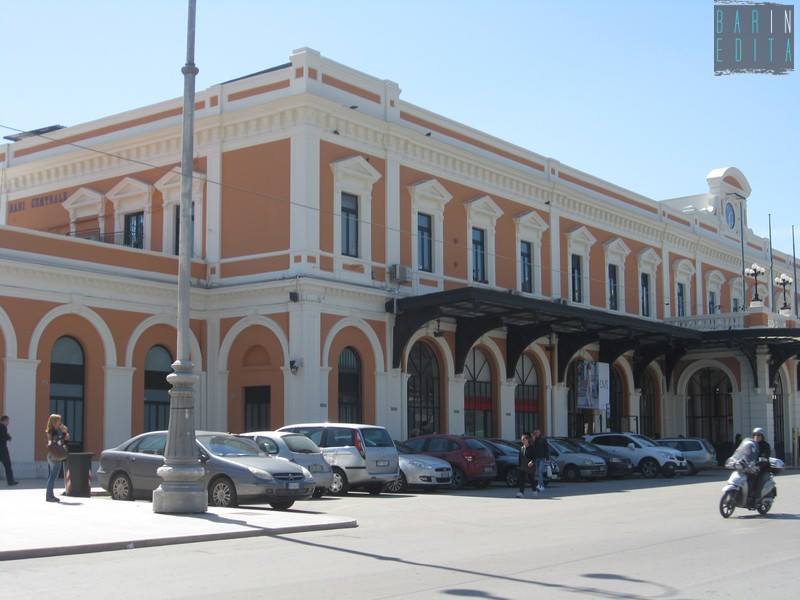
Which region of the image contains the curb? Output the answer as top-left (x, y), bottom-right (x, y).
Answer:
top-left (0, 518), bottom-right (357, 562)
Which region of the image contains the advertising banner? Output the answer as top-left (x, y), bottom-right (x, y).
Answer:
top-left (576, 360), bottom-right (610, 410)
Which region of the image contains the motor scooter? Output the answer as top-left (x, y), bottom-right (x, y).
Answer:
top-left (719, 438), bottom-right (784, 518)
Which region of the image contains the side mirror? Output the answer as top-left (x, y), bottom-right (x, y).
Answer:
top-left (627, 443), bottom-right (635, 450)
top-left (199, 452), bottom-right (209, 463)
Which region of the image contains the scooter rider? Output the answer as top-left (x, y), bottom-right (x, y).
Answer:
top-left (748, 427), bottom-right (771, 506)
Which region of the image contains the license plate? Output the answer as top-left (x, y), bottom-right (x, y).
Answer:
top-left (377, 460), bottom-right (390, 467)
top-left (484, 466), bottom-right (494, 473)
top-left (287, 482), bottom-right (300, 490)
top-left (309, 464), bottom-right (323, 473)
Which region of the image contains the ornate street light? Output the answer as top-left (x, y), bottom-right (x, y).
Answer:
top-left (775, 273), bottom-right (793, 310)
top-left (744, 263), bottom-right (766, 303)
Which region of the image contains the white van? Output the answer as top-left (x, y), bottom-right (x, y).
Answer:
top-left (277, 423), bottom-right (399, 495)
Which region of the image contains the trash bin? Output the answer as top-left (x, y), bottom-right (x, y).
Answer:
top-left (64, 452), bottom-right (93, 497)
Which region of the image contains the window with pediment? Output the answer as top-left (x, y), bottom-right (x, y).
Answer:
top-left (567, 226), bottom-right (597, 306)
top-left (603, 237), bottom-right (630, 312)
top-left (107, 177), bottom-right (153, 250)
top-left (514, 210), bottom-right (548, 295)
top-left (637, 247), bottom-right (661, 319)
top-left (409, 179), bottom-right (452, 284)
top-left (156, 168), bottom-right (205, 258)
top-left (465, 195), bottom-right (503, 287)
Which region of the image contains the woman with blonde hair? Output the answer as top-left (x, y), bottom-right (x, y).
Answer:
top-left (45, 414), bottom-right (69, 502)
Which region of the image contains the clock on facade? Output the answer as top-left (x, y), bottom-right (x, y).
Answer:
top-left (725, 202), bottom-right (736, 229)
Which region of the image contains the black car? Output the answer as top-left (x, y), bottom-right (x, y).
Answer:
top-left (567, 438), bottom-right (634, 478)
top-left (482, 439), bottom-right (560, 487)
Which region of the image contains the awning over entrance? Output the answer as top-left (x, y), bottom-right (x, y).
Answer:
top-left (387, 287), bottom-right (800, 387)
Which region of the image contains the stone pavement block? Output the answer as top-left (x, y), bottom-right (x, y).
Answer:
top-left (0, 488), bottom-right (357, 561)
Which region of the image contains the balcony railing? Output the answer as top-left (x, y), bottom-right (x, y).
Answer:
top-left (66, 229), bottom-right (143, 249)
top-left (665, 312), bottom-right (745, 330)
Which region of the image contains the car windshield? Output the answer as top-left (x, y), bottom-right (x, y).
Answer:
top-left (465, 438), bottom-right (488, 451)
top-left (283, 434), bottom-right (320, 454)
top-left (395, 441), bottom-right (416, 454)
top-left (361, 428), bottom-right (394, 448)
top-left (629, 434), bottom-right (657, 447)
top-left (550, 439), bottom-right (581, 453)
top-left (491, 442), bottom-right (519, 455)
top-left (198, 435), bottom-right (262, 457)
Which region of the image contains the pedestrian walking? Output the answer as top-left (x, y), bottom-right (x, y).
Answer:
top-left (0, 415), bottom-right (19, 486)
top-left (44, 413), bottom-right (69, 503)
top-left (530, 429), bottom-right (550, 493)
top-left (516, 433), bottom-right (536, 497)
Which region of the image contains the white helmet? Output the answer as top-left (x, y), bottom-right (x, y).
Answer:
top-left (752, 427), bottom-right (766, 437)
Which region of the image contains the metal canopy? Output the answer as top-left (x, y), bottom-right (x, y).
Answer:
top-left (387, 287), bottom-right (702, 385)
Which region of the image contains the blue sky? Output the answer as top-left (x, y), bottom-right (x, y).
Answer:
top-left (1, 0), bottom-right (797, 253)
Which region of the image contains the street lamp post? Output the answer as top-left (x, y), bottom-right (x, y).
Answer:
top-left (744, 263), bottom-right (766, 304)
top-left (152, 0), bottom-right (207, 514)
top-left (775, 273), bottom-right (793, 311)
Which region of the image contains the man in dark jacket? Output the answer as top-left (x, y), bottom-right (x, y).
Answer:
top-left (516, 434), bottom-right (536, 497)
top-left (0, 415), bottom-right (19, 486)
top-left (749, 427), bottom-right (771, 506)
top-left (530, 430), bottom-right (550, 493)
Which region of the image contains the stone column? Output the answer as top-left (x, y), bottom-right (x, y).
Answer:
top-left (289, 126), bottom-right (320, 270)
top-left (3, 358), bottom-right (40, 479)
top-left (630, 388), bottom-right (642, 433)
top-left (552, 383), bottom-right (569, 436)
top-left (216, 370), bottom-right (229, 432)
top-left (499, 380), bottom-right (516, 439)
top-left (383, 368), bottom-right (403, 439)
top-left (103, 366), bottom-right (135, 450)
top-left (385, 154), bottom-right (401, 269)
top-left (205, 141), bottom-right (223, 282)
top-left (549, 206), bottom-right (561, 299)
top-left (288, 298), bottom-right (323, 423)
top-left (448, 374), bottom-right (466, 434)
top-left (204, 317), bottom-right (222, 430)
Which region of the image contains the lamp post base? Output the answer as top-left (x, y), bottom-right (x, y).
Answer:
top-left (152, 464), bottom-right (207, 514)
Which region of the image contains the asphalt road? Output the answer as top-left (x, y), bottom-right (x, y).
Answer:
top-left (3, 471), bottom-right (799, 599)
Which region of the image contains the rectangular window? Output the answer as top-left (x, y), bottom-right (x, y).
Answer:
top-left (677, 282), bottom-right (686, 317)
top-left (341, 192), bottom-right (359, 257)
top-left (520, 241), bottom-right (532, 293)
top-left (571, 254), bottom-right (583, 303)
top-left (124, 212), bottom-right (144, 249)
top-left (472, 227), bottom-right (487, 283)
top-left (732, 296), bottom-right (740, 312)
top-left (708, 291), bottom-right (717, 314)
top-left (418, 213), bottom-right (433, 272)
top-left (641, 273), bottom-right (651, 317)
top-left (608, 264), bottom-right (619, 310)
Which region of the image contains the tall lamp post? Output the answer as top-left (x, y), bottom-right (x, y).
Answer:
top-left (153, 0), bottom-right (207, 514)
top-left (776, 273), bottom-right (793, 312)
top-left (744, 263), bottom-right (766, 305)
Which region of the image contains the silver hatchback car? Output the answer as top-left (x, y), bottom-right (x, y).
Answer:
top-left (97, 430), bottom-right (315, 509)
top-left (278, 423), bottom-right (399, 495)
top-left (658, 437), bottom-right (717, 474)
top-left (240, 431), bottom-right (334, 497)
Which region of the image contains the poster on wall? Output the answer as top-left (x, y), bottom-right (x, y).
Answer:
top-left (576, 360), bottom-right (609, 410)
top-left (598, 362), bottom-right (610, 422)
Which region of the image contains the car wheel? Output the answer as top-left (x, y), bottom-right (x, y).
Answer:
top-left (270, 500), bottom-right (295, 511)
top-left (312, 487), bottom-right (326, 498)
top-left (110, 472), bottom-right (133, 501)
top-left (661, 463), bottom-right (676, 478)
top-left (450, 467), bottom-right (466, 490)
top-left (719, 491), bottom-right (736, 518)
top-left (208, 476), bottom-right (238, 508)
top-left (686, 461), bottom-right (697, 476)
top-left (639, 458), bottom-right (659, 479)
top-left (385, 472), bottom-right (407, 493)
top-left (328, 468), bottom-right (349, 496)
top-left (563, 465), bottom-right (579, 482)
top-left (505, 468), bottom-right (519, 488)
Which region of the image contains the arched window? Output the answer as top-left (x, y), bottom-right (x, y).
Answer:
top-left (464, 348), bottom-right (494, 437)
top-left (50, 336), bottom-right (85, 451)
top-left (772, 374), bottom-right (785, 460)
top-left (640, 371), bottom-right (658, 438)
top-left (144, 345), bottom-right (173, 432)
top-left (338, 347), bottom-right (362, 423)
top-left (686, 368), bottom-right (733, 451)
top-left (407, 342), bottom-right (441, 437)
top-left (607, 367), bottom-right (623, 432)
top-left (514, 354), bottom-right (539, 437)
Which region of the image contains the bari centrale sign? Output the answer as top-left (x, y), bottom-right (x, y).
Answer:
top-left (715, 2), bottom-right (794, 74)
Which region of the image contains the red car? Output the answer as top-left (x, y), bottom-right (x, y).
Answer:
top-left (403, 434), bottom-right (497, 489)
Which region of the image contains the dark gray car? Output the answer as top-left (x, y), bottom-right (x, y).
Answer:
top-left (97, 430), bottom-right (315, 510)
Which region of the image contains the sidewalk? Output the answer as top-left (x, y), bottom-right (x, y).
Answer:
top-left (0, 485), bottom-right (357, 561)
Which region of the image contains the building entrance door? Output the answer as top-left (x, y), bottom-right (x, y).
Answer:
top-left (244, 386), bottom-right (270, 432)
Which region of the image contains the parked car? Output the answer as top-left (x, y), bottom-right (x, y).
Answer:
top-left (583, 432), bottom-right (688, 478)
top-left (658, 437), bottom-right (717, 475)
top-left (479, 439), bottom-right (523, 486)
top-left (404, 434), bottom-right (496, 489)
top-left (546, 438), bottom-right (607, 481)
top-left (486, 438), bottom-right (560, 487)
top-left (239, 430), bottom-right (333, 496)
top-left (277, 423), bottom-right (399, 495)
top-left (97, 431), bottom-right (315, 509)
top-left (385, 441), bottom-right (453, 492)
top-left (568, 438), bottom-right (634, 478)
